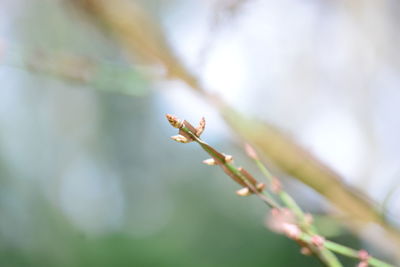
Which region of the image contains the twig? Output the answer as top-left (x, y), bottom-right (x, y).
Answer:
top-left (166, 115), bottom-right (397, 267)
top-left (166, 115), bottom-right (395, 267)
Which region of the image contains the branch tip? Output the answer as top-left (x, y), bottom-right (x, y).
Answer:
top-left (166, 114), bottom-right (183, 128)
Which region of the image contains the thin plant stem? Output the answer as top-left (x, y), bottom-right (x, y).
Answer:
top-left (253, 157), bottom-right (318, 233)
top-left (176, 121), bottom-right (342, 267)
top-left (187, 130), bottom-right (280, 208)
top-left (167, 115), bottom-right (395, 267)
top-left (251, 151), bottom-right (395, 267)
top-left (298, 234), bottom-right (394, 267)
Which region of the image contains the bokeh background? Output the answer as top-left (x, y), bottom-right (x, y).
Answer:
top-left (1, 0), bottom-right (400, 266)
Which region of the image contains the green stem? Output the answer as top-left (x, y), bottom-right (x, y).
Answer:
top-left (299, 234), bottom-right (395, 267)
top-left (187, 129), bottom-right (280, 208)
top-left (254, 159), bottom-right (274, 181)
top-left (324, 241), bottom-right (394, 267)
top-left (254, 159), bottom-right (319, 233)
top-left (173, 123), bottom-right (394, 267)
top-left (318, 248), bottom-right (343, 267)
top-left (252, 157), bottom-right (395, 267)
top-left (180, 126), bottom-right (342, 266)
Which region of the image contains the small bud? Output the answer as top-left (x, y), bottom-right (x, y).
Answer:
top-left (281, 208), bottom-right (292, 217)
top-left (236, 187), bottom-right (251, 196)
top-left (300, 246), bottom-right (312, 256)
top-left (224, 154), bottom-right (233, 163)
top-left (256, 183), bottom-right (266, 192)
top-left (166, 114), bottom-right (183, 128)
top-left (203, 158), bottom-right (217, 165)
top-left (178, 129), bottom-right (194, 143)
top-left (357, 262), bottom-right (368, 267)
top-left (171, 135), bottom-right (188, 143)
top-left (358, 250), bottom-right (369, 262)
top-left (282, 223), bottom-right (301, 240)
top-left (244, 143), bottom-right (259, 160)
top-left (304, 213), bottom-right (313, 225)
top-left (271, 177), bottom-right (282, 193)
top-left (238, 167), bottom-right (258, 186)
top-left (195, 117), bottom-right (206, 136)
top-left (267, 208), bottom-right (297, 236)
top-left (311, 235), bottom-right (325, 248)
top-left (270, 208), bottom-right (280, 217)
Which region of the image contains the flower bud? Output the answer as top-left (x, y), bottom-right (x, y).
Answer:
top-left (311, 235), bottom-right (325, 248)
top-left (236, 187), bottom-right (251, 196)
top-left (300, 247), bottom-right (312, 256)
top-left (282, 223), bottom-right (301, 240)
top-left (271, 177), bottom-right (282, 193)
top-left (358, 250), bottom-right (369, 262)
top-left (256, 183), bottom-right (266, 191)
top-left (171, 135), bottom-right (188, 143)
top-left (224, 154), bottom-right (233, 163)
top-left (195, 117), bottom-right (206, 136)
top-left (166, 114), bottom-right (183, 128)
top-left (244, 143), bottom-right (259, 160)
top-left (203, 158), bottom-right (217, 165)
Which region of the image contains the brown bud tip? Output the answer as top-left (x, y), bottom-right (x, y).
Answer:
top-left (236, 187), bottom-right (251, 196)
top-left (166, 114), bottom-right (183, 128)
top-left (202, 158), bottom-right (217, 165)
top-left (244, 143), bottom-right (259, 160)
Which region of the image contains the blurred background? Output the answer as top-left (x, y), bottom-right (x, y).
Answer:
top-left (0, 0), bottom-right (400, 266)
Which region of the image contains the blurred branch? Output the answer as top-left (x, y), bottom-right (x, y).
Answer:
top-left (381, 176), bottom-right (400, 221)
top-left (219, 106), bottom-right (382, 223)
top-left (218, 106), bottom-right (400, 255)
top-left (69, 0), bottom-right (201, 91)
top-left (4, 49), bottom-right (148, 96)
top-left (67, 0), bottom-right (400, 253)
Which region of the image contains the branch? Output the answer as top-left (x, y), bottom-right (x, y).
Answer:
top-left (166, 114), bottom-right (395, 267)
